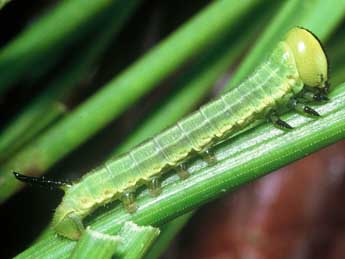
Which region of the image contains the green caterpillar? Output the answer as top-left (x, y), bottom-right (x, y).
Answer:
top-left (14, 27), bottom-right (329, 240)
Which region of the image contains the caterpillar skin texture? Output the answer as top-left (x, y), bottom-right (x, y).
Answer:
top-left (52, 28), bottom-right (328, 240)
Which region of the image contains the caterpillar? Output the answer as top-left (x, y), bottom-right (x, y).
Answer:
top-left (14, 27), bottom-right (329, 240)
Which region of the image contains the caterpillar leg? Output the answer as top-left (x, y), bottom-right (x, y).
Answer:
top-left (121, 190), bottom-right (137, 213)
top-left (269, 112), bottom-right (293, 130)
top-left (201, 149), bottom-right (217, 165)
top-left (176, 164), bottom-right (189, 180)
top-left (290, 99), bottom-right (320, 117)
top-left (147, 176), bottom-right (162, 197)
top-left (301, 91), bottom-right (329, 102)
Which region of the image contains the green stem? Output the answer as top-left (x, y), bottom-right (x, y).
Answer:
top-left (143, 213), bottom-right (193, 259)
top-left (70, 222), bottom-right (160, 259)
top-left (116, 222), bottom-right (160, 259)
top-left (0, 0), bottom-right (138, 163)
top-left (70, 228), bottom-right (120, 259)
top-left (0, 0), bottom-right (261, 202)
top-left (14, 83), bottom-right (345, 259)
top-left (0, 0), bottom-right (127, 94)
top-left (227, 0), bottom-right (345, 89)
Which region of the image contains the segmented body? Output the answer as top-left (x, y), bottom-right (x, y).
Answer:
top-left (53, 41), bottom-right (305, 239)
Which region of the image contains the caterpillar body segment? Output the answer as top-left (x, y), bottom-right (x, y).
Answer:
top-left (50, 27), bottom-right (329, 240)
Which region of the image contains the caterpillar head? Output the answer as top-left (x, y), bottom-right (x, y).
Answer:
top-left (285, 27), bottom-right (328, 89)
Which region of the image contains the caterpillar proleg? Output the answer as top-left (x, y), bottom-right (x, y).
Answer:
top-left (14, 27), bottom-right (329, 240)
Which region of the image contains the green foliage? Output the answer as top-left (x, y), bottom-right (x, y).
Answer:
top-left (1, 0), bottom-right (345, 258)
top-left (70, 228), bottom-right (120, 259)
top-left (70, 222), bottom-right (159, 259)
top-left (0, 0), bottom-right (261, 203)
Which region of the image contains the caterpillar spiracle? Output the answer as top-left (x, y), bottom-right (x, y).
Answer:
top-left (14, 27), bottom-right (329, 240)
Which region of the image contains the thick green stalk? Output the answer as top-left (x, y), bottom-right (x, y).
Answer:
top-left (14, 83), bottom-right (345, 259)
top-left (116, 222), bottom-right (160, 259)
top-left (71, 222), bottom-right (159, 259)
top-left (0, 0), bottom-right (126, 94)
top-left (70, 228), bottom-right (120, 259)
top-left (227, 0), bottom-right (345, 89)
top-left (0, 0), bottom-right (261, 202)
top-left (143, 213), bottom-right (193, 259)
top-left (0, 0), bottom-right (139, 163)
